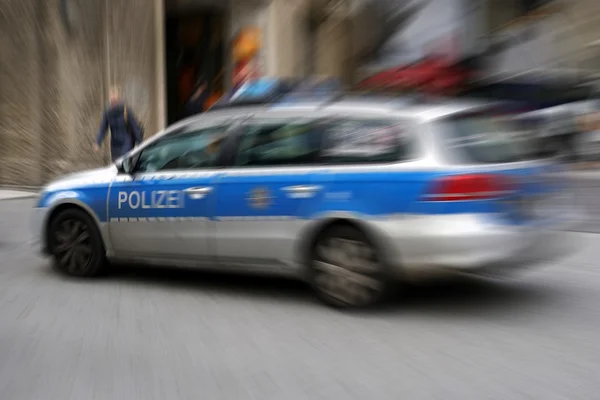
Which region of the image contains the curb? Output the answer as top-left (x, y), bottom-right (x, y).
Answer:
top-left (0, 185), bottom-right (41, 192)
top-left (564, 174), bottom-right (600, 188)
top-left (0, 194), bottom-right (38, 201)
top-left (566, 173), bottom-right (600, 180)
top-left (0, 187), bottom-right (39, 201)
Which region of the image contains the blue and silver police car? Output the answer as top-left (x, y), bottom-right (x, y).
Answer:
top-left (33, 79), bottom-right (575, 308)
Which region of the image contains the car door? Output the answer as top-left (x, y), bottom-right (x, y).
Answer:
top-left (212, 112), bottom-right (329, 270)
top-left (108, 120), bottom-right (232, 260)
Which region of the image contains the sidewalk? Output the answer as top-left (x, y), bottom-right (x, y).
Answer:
top-left (561, 167), bottom-right (600, 187)
top-left (0, 189), bottom-right (38, 201)
top-left (565, 169), bottom-right (600, 179)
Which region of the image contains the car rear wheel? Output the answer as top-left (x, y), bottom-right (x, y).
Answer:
top-left (309, 225), bottom-right (392, 309)
top-left (48, 208), bottom-right (106, 277)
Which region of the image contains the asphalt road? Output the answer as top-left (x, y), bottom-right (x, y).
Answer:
top-left (1, 198), bottom-right (600, 399)
top-left (569, 176), bottom-right (600, 233)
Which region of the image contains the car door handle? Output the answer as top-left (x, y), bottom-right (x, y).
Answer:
top-left (282, 185), bottom-right (322, 197)
top-left (184, 186), bottom-right (213, 199)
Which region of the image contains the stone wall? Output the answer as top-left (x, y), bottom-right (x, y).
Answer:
top-left (0, 0), bottom-right (44, 185)
top-left (267, 0), bottom-right (311, 78)
top-left (106, 0), bottom-right (160, 144)
top-left (0, 0), bottom-right (161, 186)
top-left (315, 17), bottom-right (353, 83)
top-left (42, 0), bottom-right (108, 180)
top-left (552, 0), bottom-right (600, 71)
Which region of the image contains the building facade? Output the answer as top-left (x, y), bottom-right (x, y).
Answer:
top-left (0, 0), bottom-right (318, 186)
top-left (0, 0), bottom-right (487, 186)
top-left (479, 0), bottom-right (600, 81)
top-left (3, 0), bottom-right (592, 186)
top-left (1, 0), bottom-right (165, 186)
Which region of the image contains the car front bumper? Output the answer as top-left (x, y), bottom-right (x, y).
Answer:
top-left (31, 207), bottom-right (50, 255)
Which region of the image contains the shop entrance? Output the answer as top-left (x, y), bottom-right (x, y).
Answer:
top-left (165, 3), bottom-right (226, 125)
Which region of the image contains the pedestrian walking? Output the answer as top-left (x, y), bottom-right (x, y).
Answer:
top-left (94, 85), bottom-right (143, 161)
top-left (183, 80), bottom-right (209, 118)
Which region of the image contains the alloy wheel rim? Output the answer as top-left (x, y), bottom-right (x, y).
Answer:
top-left (313, 236), bottom-right (383, 307)
top-left (53, 219), bottom-right (93, 273)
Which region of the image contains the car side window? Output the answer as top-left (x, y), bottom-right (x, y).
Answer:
top-left (321, 119), bottom-right (414, 164)
top-left (234, 120), bottom-right (322, 167)
top-left (136, 126), bottom-right (228, 173)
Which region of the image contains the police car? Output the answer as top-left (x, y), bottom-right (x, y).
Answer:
top-left (33, 78), bottom-right (575, 308)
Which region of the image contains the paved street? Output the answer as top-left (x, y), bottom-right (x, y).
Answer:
top-left (1, 197), bottom-right (600, 399)
top-left (568, 175), bottom-right (600, 233)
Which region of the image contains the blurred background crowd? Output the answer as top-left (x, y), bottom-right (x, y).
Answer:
top-left (2, 0), bottom-right (600, 186)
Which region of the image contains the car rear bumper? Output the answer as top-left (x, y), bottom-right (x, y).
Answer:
top-left (375, 210), bottom-right (577, 279)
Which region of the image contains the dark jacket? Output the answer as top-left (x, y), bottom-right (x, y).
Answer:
top-left (96, 102), bottom-right (143, 160)
top-left (183, 91), bottom-right (209, 118)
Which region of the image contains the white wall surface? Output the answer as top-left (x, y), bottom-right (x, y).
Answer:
top-left (358, 0), bottom-right (483, 71)
top-left (487, 14), bottom-right (561, 77)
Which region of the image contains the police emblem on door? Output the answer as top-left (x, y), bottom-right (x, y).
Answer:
top-left (249, 187), bottom-right (272, 209)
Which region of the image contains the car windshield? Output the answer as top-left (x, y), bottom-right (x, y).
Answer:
top-left (437, 114), bottom-right (542, 164)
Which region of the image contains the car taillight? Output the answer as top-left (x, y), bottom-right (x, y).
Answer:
top-left (422, 174), bottom-right (516, 201)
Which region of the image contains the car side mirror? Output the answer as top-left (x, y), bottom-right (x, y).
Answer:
top-left (115, 158), bottom-right (127, 174)
top-left (116, 156), bottom-right (135, 175)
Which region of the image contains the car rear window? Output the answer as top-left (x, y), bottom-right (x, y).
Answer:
top-left (437, 114), bottom-right (541, 164)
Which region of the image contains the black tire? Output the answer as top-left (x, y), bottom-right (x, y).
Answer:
top-left (308, 224), bottom-right (392, 309)
top-left (47, 208), bottom-right (107, 277)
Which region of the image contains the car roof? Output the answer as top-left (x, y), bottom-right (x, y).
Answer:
top-left (154, 96), bottom-right (507, 146)
top-left (196, 96), bottom-right (502, 123)
top-left (136, 95), bottom-right (507, 155)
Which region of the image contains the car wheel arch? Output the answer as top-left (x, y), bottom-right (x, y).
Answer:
top-left (298, 216), bottom-right (393, 272)
top-left (44, 201), bottom-right (106, 253)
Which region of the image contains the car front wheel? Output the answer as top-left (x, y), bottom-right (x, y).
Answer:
top-left (48, 208), bottom-right (106, 277)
